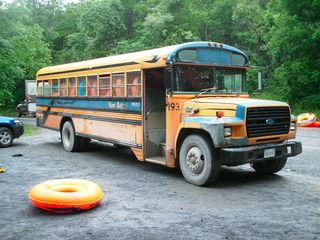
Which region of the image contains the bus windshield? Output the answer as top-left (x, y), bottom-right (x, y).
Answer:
top-left (174, 65), bottom-right (246, 93)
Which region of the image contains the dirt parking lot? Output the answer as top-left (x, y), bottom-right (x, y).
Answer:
top-left (0, 127), bottom-right (319, 240)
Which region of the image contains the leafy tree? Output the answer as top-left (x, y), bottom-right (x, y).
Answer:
top-left (79, 0), bottom-right (126, 57)
top-left (0, 3), bottom-right (51, 105)
top-left (266, 0), bottom-right (320, 109)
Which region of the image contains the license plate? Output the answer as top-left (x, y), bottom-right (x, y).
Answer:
top-left (264, 148), bottom-right (275, 158)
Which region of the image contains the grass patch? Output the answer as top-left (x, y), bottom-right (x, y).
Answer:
top-left (24, 125), bottom-right (39, 136)
top-left (0, 107), bottom-right (16, 117)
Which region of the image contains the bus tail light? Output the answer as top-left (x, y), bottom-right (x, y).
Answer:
top-left (214, 42), bottom-right (218, 47)
top-left (220, 43), bottom-right (224, 48)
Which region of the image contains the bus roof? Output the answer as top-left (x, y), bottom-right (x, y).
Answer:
top-left (37, 42), bottom-right (249, 77)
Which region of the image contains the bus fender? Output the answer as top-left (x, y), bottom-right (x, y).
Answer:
top-left (200, 122), bottom-right (249, 148)
top-left (176, 121), bottom-right (249, 155)
top-left (177, 122), bottom-right (226, 148)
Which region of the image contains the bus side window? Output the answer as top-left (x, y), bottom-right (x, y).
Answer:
top-left (88, 76), bottom-right (98, 96)
top-left (52, 79), bottom-right (59, 96)
top-left (43, 80), bottom-right (51, 96)
top-left (37, 81), bottom-right (43, 96)
top-left (77, 76), bottom-right (86, 96)
top-left (99, 74), bottom-right (110, 97)
top-left (112, 73), bottom-right (125, 97)
top-left (68, 77), bottom-right (76, 96)
top-left (127, 71), bottom-right (141, 97)
top-left (60, 79), bottom-right (67, 96)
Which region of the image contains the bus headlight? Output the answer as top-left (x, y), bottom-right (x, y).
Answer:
top-left (224, 127), bottom-right (232, 137)
top-left (290, 122), bottom-right (296, 131)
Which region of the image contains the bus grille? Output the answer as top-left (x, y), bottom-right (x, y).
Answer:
top-left (246, 107), bottom-right (290, 138)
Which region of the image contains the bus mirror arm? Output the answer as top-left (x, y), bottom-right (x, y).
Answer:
top-left (251, 66), bottom-right (262, 95)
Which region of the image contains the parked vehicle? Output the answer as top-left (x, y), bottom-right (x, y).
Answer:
top-left (16, 98), bottom-right (36, 117)
top-left (16, 80), bottom-right (36, 117)
top-left (0, 116), bottom-right (24, 147)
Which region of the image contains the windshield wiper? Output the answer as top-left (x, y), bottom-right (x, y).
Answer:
top-left (195, 87), bottom-right (217, 98)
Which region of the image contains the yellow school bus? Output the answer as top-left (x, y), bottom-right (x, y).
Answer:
top-left (36, 42), bottom-right (302, 186)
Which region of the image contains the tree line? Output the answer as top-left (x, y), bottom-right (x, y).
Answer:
top-left (0, 0), bottom-right (319, 113)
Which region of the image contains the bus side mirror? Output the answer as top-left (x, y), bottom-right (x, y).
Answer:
top-left (164, 68), bottom-right (173, 89)
top-left (258, 70), bottom-right (262, 92)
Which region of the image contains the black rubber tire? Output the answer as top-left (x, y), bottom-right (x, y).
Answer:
top-left (17, 109), bottom-right (22, 117)
top-left (252, 157), bottom-right (287, 174)
top-left (61, 121), bottom-right (82, 152)
top-left (0, 127), bottom-right (14, 148)
top-left (179, 134), bottom-right (220, 186)
top-left (78, 136), bottom-right (90, 151)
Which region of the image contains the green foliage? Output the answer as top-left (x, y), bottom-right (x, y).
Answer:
top-left (0, 106), bottom-right (16, 117)
top-left (0, 0), bottom-right (318, 114)
top-left (0, 13), bottom-right (51, 105)
top-left (79, 0), bottom-right (126, 56)
top-left (266, 0), bottom-right (320, 107)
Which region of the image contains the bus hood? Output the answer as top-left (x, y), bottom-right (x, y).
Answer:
top-left (182, 97), bottom-right (289, 118)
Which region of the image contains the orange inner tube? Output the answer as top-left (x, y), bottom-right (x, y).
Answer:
top-left (297, 113), bottom-right (316, 127)
top-left (29, 179), bottom-right (103, 213)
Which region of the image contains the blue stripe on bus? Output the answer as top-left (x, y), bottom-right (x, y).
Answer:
top-left (37, 98), bottom-right (142, 112)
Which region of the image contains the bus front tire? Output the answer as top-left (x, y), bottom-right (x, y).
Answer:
top-left (252, 157), bottom-right (287, 174)
top-left (61, 121), bottom-right (82, 152)
top-left (179, 134), bottom-right (220, 186)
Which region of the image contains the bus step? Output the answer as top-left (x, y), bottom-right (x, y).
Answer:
top-left (160, 142), bottom-right (166, 156)
top-left (145, 156), bottom-right (166, 166)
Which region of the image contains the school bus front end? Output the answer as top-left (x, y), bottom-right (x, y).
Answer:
top-left (177, 97), bottom-right (301, 173)
top-left (163, 93), bottom-right (302, 186)
top-left (162, 42), bottom-right (302, 186)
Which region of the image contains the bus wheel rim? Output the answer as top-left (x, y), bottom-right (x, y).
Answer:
top-left (186, 146), bottom-right (205, 174)
top-left (63, 127), bottom-right (71, 148)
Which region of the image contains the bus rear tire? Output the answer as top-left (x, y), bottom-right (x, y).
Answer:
top-left (61, 121), bottom-right (82, 152)
top-left (252, 157), bottom-right (287, 174)
top-left (179, 134), bottom-right (220, 186)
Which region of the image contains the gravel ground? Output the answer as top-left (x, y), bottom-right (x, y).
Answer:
top-left (0, 127), bottom-right (319, 240)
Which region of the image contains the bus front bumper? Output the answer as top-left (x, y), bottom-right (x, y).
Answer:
top-left (220, 140), bottom-right (302, 166)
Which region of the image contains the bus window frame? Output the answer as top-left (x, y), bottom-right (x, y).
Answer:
top-left (68, 77), bottom-right (77, 97)
top-left (51, 79), bottom-right (59, 96)
top-left (98, 72), bottom-right (111, 98)
top-left (171, 64), bottom-right (248, 94)
top-left (176, 47), bottom-right (249, 67)
top-left (59, 78), bottom-right (67, 96)
top-left (76, 76), bottom-right (87, 97)
top-left (126, 70), bottom-right (142, 98)
top-left (37, 80), bottom-right (43, 96)
top-left (87, 74), bottom-right (98, 97)
top-left (43, 80), bottom-right (51, 96)
top-left (112, 72), bottom-right (126, 98)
